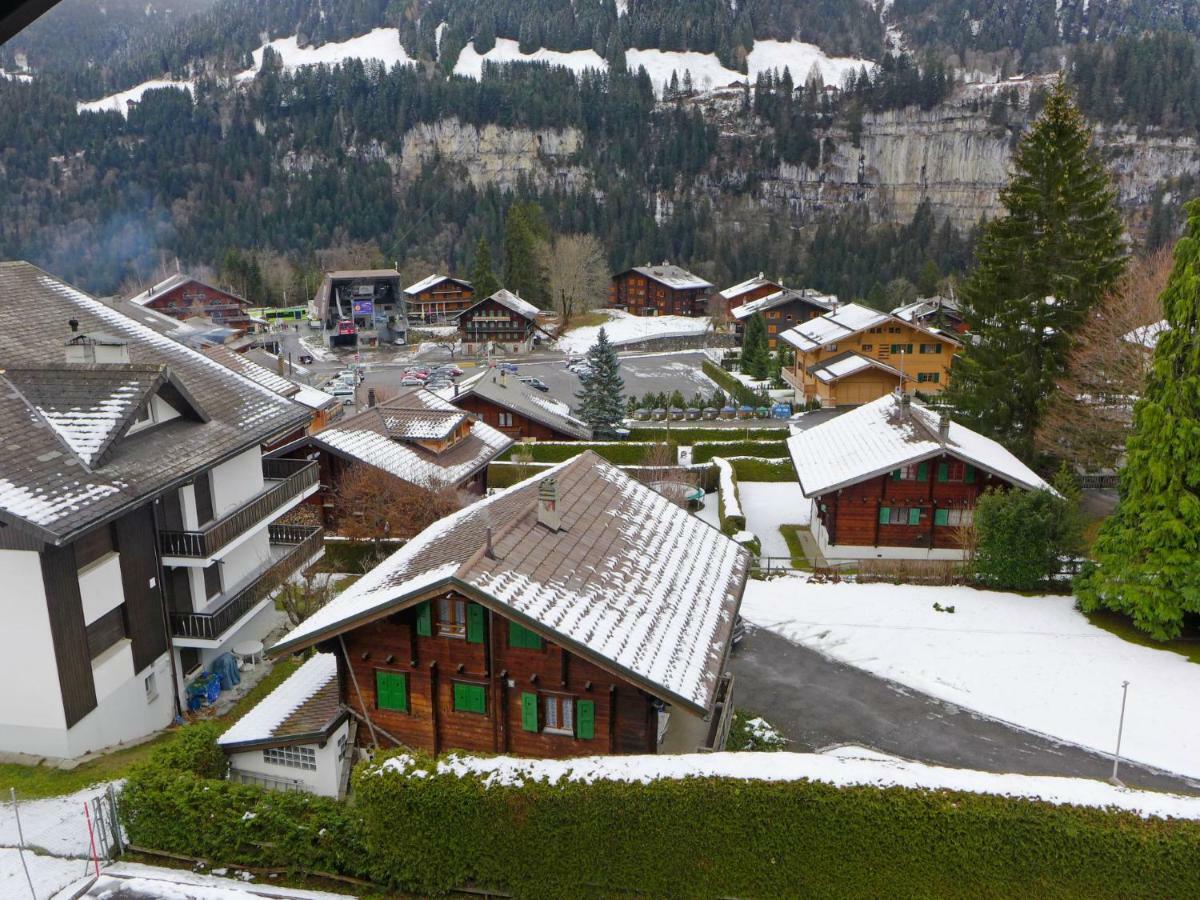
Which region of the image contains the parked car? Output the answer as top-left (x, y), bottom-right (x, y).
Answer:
top-left (434, 365), bottom-right (463, 377)
top-left (498, 362), bottom-right (519, 374)
top-left (570, 364), bottom-right (593, 378)
top-left (298, 354), bottom-right (314, 365)
top-left (402, 371), bottom-right (428, 381)
top-left (519, 376), bottom-right (549, 392)
top-left (330, 385), bottom-right (355, 403)
top-left (424, 378), bottom-right (452, 391)
top-left (399, 376), bottom-right (425, 387)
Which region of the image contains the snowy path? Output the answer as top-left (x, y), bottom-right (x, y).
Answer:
top-left (0, 785), bottom-right (111, 857)
top-left (737, 482), bottom-right (809, 557)
top-left (740, 579), bottom-right (1200, 779)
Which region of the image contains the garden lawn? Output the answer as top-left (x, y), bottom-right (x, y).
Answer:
top-left (740, 578), bottom-right (1200, 779)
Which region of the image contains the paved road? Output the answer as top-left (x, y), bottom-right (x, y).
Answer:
top-left (516, 351), bottom-right (721, 410)
top-left (729, 624), bottom-right (1200, 795)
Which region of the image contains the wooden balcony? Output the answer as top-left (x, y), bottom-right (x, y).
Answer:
top-left (169, 524), bottom-right (323, 642)
top-left (159, 459), bottom-right (318, 558)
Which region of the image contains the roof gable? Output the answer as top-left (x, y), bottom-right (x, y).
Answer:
top-left (731, 287), bottom-right (836, 320)
top-left (780, 303), bottom-right (963, 353)
top-left (446, 371), bottom-right (591, 439)
top-left (406, 273), bottom-right (472, 295)
top-left (218, 653), bottom-right (343, 750)
top-left (620, 264), bottom-right (713, 291)
top-left (719, 274), bottom-right (780, 301)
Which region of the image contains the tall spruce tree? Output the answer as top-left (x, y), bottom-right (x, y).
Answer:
top-left (575, 328), bottom-right (626, 432)
top-left (946, 80), bottom-right (1125, 460)
top-left (741, 313), bottom-right (770, 379)
top-left (1076, 200), bottom-right (1200, 640)
top-left (502, 203), bottom-right (550, 308)
top-left (471, 237), bottom-right (500, 298)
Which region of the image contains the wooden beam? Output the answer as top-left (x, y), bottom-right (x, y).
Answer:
top-left (560, 646), bottom-right (569, 687)
top-left (428, 660), bottom-right (440, 756)
top-left (338, 635), bottom-right (378, 749)
top-left (609, 685), bottom-right (617, 754)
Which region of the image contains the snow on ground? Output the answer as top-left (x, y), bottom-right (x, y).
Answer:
top-left (0, 69), bottom-right (33, 83)
top-left (745, 40), bottom-right (873, 86)
top-left (1, 847), bottom-right (91, 900)
top-left (383, 750), bottom-right (1200, 819)
top-left (625, 49), bottom-right (743, 93)
top-left (75, 861), bottom-right (354, 898)
top-left (0, 785), bottom-right (113, 857)
top-left (454, 38), bottom-right (607, 80)
top-left (77, 79), bottom-right (194, 117)
top-left (695, 492), bottom-right (720, 530)
top-left (236, 28), bottom-right (416, 82)
top-left (740, 579), bottom-right (1200, 779)
top-left (738, 482), bottom-right (809, 557)
top-left (556, 309), bottom-right (711, 354)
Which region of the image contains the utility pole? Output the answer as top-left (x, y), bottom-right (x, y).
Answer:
top-left (1110, 680), bottom-right (1131, 786)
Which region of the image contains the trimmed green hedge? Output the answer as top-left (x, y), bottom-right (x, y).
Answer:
top-left (692, 441), bottom-right (791, 463)
top-left (498, 442), bottom-right (671, 465)
top-left (730, 457), bottom-right (796, 482)
top-left (702, 359), bottom-right (762, 407)
top-left (627, 425), bottom-right (788, 442)
top-left (714, 458), bottom-right (745, 536)
top-left (122, 733), bottom-right (1200, 898)
top-left (316, 539), bottom-right (404, 573)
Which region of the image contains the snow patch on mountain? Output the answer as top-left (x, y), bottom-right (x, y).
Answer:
top-left (77, 78), bottom-right (194, 116)
top-left (454, 38), bottom-right (607, 80)
top-left (746, 40), bottom-right (873, 85)
top-left (235, 27), bottom-right (416, 82)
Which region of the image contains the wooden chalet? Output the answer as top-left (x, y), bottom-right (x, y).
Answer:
top-left (269, 389), bottom-right (513, 526)
top-left (609, 263), bottom-right (713, 317)
top-left (127, 274), bottom-right (252, 331)
top-left (456, 289), bottom-right (542, 356)
top-left (787, 393), bottom-right (1052, 561)
top-left (717, 274), bottom-right (783, 317)
top-left (891, 296), bottom-right (969, 335)
top-left (732, 287), bottom-right (835, 349)
top-left (779, 302), bottom-right (962, 406)
top-left (444, 369), bottom-right (592, 441)
top-left (405, 274), bottom-right (475, 323)
top-left (266, 452), bottom-right (747, 758)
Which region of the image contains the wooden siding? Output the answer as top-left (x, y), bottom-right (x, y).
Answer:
top-left (340, 594), bottom-right (656, 757)
top-left (454, 395), bottom-right (573, 441)
top-left (116, 505), bottom-right (169, 673)
top-left (408, 280), bottom-right (474, 320)
top-left (145, 280), bottom-right (251, 330)
top-left (609, 272), bottom-right (709, 317)
top-left (41, 544), bottom-right (97, 728)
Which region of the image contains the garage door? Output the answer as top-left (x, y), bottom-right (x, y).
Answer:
top-left (835, 379), bottom-right (892, 405)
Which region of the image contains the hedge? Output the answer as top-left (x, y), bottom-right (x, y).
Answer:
top-left (498, 441), bottom-right (672, 465)
top-left (702, 359), bottom-right (762, 407)
top-left (627, 426), bottom-right (788, 442)
top-left (316, 538), bottom-right (403, 573)
top-left (714, 457), bottom-right (745, 536)
top-left (730, 457), bottom-right (796, 482)
top-left (692, 441), bottom-right (791, 463)
top-left (122, 733), bottom-right (1200, 898)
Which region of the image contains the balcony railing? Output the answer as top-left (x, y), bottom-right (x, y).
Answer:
top-left (169, 524), bottom-right (323, 641)
top-left (159, 459), bottom-right (318, 558)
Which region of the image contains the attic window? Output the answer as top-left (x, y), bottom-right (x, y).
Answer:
top-left (126, 402), bottom-right (157, 436)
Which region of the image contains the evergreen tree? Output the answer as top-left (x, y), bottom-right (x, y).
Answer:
top-left (741, 313), bottom-right (770, 380)
top-left (946, 80), bottom-right (1125, 460)
top-left (575, 328), bottom-right (626, 432)
top-left (470, 237), bottom-right (500, 298)
top-left (502, 202), bottom-right (550, 308)
top-left (1076, 200), bottom-right (1200, 639)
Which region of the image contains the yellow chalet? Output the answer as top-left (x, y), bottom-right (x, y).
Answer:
top-left (779, 302), bottom-right (962, 406)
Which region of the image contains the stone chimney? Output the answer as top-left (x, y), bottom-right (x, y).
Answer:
top-left (499, 368), bottom-right (507, 388)
top-left (537, 476), bottom-right (561, 532)
top-left (898, 392), bottom-right (912, 419)
top-left (937, 411), bottom-right (951, 444)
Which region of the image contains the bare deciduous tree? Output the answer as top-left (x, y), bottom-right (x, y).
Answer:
top-left (277, 573), bottom-right (337, 627)
top-left (542, 234), bottom-right (609, 331)
top-left (1035, 250), bottom-right (1170, 471)
top-left (639, 441), bottom-right (699, 508)
top-left (333, 465), bottom-right (466, 543)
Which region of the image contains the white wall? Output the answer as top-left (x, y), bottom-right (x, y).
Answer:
top-left (210, 447), bottom-right (265, 516)
top-left (78, 553), bottom-right (125, 624)
top-left (91, 639), bottom-right (134, 702)
top-left (61, 652), bottom-right (174, 759)
top-left (219, 528), bottom-right (273, 591)
top-left (0, 550), bottom-right (67, 750)
top-left (227, 718), bottom-right (351, 798)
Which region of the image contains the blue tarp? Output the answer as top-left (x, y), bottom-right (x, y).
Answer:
top-left (211, 652), bottom-right (242, 692)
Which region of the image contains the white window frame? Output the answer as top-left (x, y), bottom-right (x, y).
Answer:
top-left (543, 695), bottom-right (575, 735)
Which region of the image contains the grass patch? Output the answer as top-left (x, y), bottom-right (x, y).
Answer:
top-left (726, 710), bottom-right (789, 751)
top-left (312, 539), bottom-right (402, 574)
top-left (779, 523), bottom-right (811, 569)
top-left (730, 458), bottom-right (795, 482)
top-left (692, 441), bottom-right (790, 463)
top-left (1083, 608), bottom-right (1200, 665)
top-left (564, 310), bottom-right (611, 330)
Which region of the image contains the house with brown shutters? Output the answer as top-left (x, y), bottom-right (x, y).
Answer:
top-left (609, 263), bottom-right (714, 317)
top-left (442, 369), bottom-right (592, 441)
top-left (716, 273), bottom-right (783, 317)
top-left (731, 287), bottom-right (836, 349)
top-left (456, 289), bottom-right (543, 356)
top-left (127, 274), bottom-right (253, 331)
top-left (786, 393), bottom-right (1052, 562)
top-left (0, 262), bottom-right (321, 760)
top-left (263, 452), bottom-right (747, 762)
top-left (404, 274), bottom-right (474, 323)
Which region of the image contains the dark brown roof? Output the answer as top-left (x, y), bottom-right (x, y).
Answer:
top-left (218, 653), bottom-right (345, 750)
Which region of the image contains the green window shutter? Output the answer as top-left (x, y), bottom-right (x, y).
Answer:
top-left (908, 508), bottom-right (920, 526)
top-left (415, 601), bottom-right (432, 637)
top-left (891, 469), bottom-right (901, 481)
top-left (878, 506), bottom-right (890, 525)
top-left (376, 671), bottom-right (408, 712)
top-left (454, 683), bottom-right (486, 714)
top-left (466, 603), bottom-right (485, 644)
top-left (521, 692), bottom-right (539, 731)
top-left (907, 344), bottom-right (914, 354)
top-left (965, 464), bottom-right (976, 484)
top-left (917, 462), bottom-right (928, 482)
top-left (509, 621), bottom-right (542, 650)
top-left (934, 508), bottom-right (949, 526)
top-left (576, 700), bottom-right (595, 740)
top-left (937, 462), bottom-right (948, 482)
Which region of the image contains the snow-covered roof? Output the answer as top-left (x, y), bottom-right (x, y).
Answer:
top-left (787, 393), bottom-right (1051, 496)
top-left (405, 273), bottom-right (472, 295)
top-left (442, 370), bottom-right (592, 439)
top-left (287, 388), bottom-right (511, 488)
top-left (202, 345), bottom-right (300, 398)
top-left (731, 287), bottom-right (837, 321)
top-left (625, 263), bottom-right (714, 291)
top-left (218, 653), bottom-right (343, 749)
top-left (719, 273), bottom-right (779, 301)
top-left (127, 273), bottom-right (247, 310)
top-left (807, 352), bottom-right (902, 384)
top-left (1123, 319), bottom-right (1168, 350)
top-left (272, 452), bottom-right (750, 715)
top-left (456, 288), bottom-right (540, 321)
top-left (780, 302), bottom-right (962, 353)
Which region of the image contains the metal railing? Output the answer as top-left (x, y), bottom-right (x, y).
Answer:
top-left (228, 767), bottom-right (310, 793)
top-left (159, 459), bottom-right (318, 558)
top-left (700, 673), bottom-right (736, 752)
top-left (169, 524), bottom-right (323, 641)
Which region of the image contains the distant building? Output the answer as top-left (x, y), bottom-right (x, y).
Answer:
top-left (891, 296), bottom-right (968, 334)
top-left (127, 274), bottom-right (252, 331)
top-left (258, 452), bottom-right (746, 766)
top-left (456, 289), bottom-right (543, 356)
top-left (717, 274), bottom-right (783, 317)
top-left (732, 288), bottom-right (835, 349)
top-left (609, 263), bottom-right (714, 317)
top-left (787, 393), bottom-right (1052, 561)
top-left (779, 303), bottom-right (962, 406)
top-left (405, 274), bottom-right (474, 323)
top-left (310, 270), bottom-right (404, 347)
top-left (444, 369), bottom-right (593, 441)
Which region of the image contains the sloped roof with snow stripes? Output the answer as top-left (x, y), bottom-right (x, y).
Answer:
top-left (218, 653), bottom-right (343, 749)
top-left (781, 302), bottom-right (962, 353)
top-left (272, 453), bottom-right (749, 714)
top-left (731, 287), bottom-right (837, 320)
top-left (444, 370), bottom-right (592, 439)
top-left (787, 394), bottom-right (1052, 497)
top-left (807, 351), bottom-right (903, 384)
top-left (624, 264), bottom-right (714, 291)
top-left (405, 273), bottom-right (472, 295)
top-left (202, 344), bottom-right (300, 398)
top-left (719, 274), bottom-right (779, 301)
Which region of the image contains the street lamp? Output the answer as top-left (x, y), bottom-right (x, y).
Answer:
top-left (1110, 680), bottom-right (1131, 787)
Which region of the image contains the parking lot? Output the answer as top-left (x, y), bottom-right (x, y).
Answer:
top-left (515, 351), bottom-right (723, 408)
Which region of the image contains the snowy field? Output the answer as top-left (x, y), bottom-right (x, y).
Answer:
top-left (236, 28), bottom-right (416, 81)
top-left (454, 38), bottom-right (606, 80)
top-left (77, 79), bottom-right (194, 116)
top-left (738, 482), bottom-right (809, 557)
top-left (0, 785), bottom-right (111, 857)
top-left (557, 310), bottom-right (711, 354)
top-left (382, 750), bottom-right (1200, 819)
top-left (741, 579), bottom-right (1200, 779)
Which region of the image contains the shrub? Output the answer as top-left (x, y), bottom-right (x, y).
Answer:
top-left (973, 486), bottom-right (1080, 591)
top-left (702, 359), bottom-right (760, 406)
top-left (692, 441), bottom-right (790, 463)
top-left (727, 711), bottom-right (789, 751)
top-left (714, 457), bottom-right (745, 535)
top-left (628, 426), bottom-right (786, 443)
top-left (148, 722), bottom-right (227, 778)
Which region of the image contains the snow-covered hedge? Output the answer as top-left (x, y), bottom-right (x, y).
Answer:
top-left (713, 457), bottom-right (745, 535)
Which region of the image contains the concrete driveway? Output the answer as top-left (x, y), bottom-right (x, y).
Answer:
top-left (729, 624), bottom-right (1200, 795)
